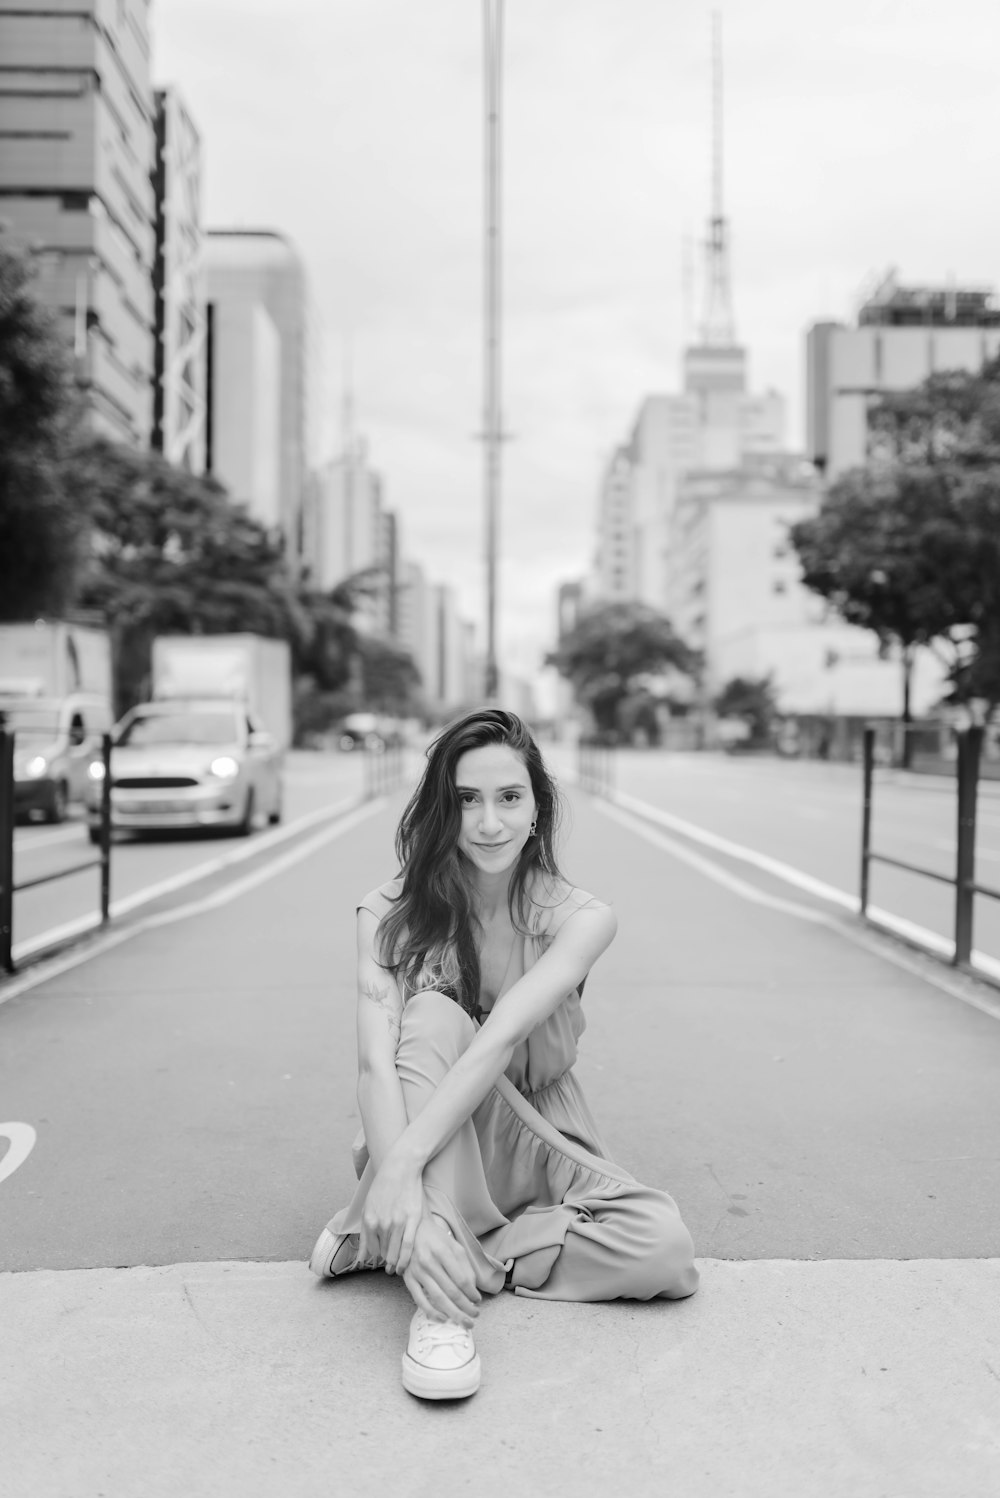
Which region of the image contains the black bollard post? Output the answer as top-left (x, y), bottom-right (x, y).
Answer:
top-left (953, 726), bottom-right (983, 968)
top-left (860, 727), bottom-right (875, 917)
top-left (0, 731), bottom-right (14, 973)
top-left (99, 732), bottom-right (112, 923)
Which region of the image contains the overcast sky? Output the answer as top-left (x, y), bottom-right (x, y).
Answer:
top-left (153, 0), bottom-right (1000, 680)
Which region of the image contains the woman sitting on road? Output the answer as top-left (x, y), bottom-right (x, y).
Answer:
top-left (309, 707), bottom-right (698, 1400)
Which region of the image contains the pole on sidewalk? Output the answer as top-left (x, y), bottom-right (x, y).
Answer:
top-left (99, 732), bottom-right (112, 923)
top-left (0, 731), bottom-right (14, 973)
top-left (860, 726), bottom-right (875, 917)
top-left (953, 725), bottom-right (983, 968)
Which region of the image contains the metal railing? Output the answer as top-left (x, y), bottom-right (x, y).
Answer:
top-left (0, 731), bottom-right (113, 975)
top-left (860, 723), bottom-right (1000, 971)
top-left (577, 740), bottom-right (616, 798)
top-left (362, 741), bottom-right (407, 800)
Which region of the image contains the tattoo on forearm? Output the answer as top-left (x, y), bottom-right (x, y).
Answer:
top-left (363, 979), bottom-right (401, 1041)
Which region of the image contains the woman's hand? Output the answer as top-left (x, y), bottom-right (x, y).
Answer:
top-left (358, 1152), bottom-right (425, 1275)
top-left (402, 1216), bottom-right (482, 1328)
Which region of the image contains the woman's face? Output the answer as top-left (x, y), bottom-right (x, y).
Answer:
top-left (453, 743), bottom-right (537, 880)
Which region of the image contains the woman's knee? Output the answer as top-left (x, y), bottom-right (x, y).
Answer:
top-left (397, 988), bottom-right (476, 1065)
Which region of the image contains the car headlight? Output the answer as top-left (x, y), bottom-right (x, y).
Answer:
top-left (22, 755), bottom-right (49, 780)
top-left (208, 755), bottom-right (240, 779)
top-left (87, 761), bottom-right (106, 781)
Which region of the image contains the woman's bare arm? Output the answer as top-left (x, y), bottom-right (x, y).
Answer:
top-left (355, 905), bottom-right (409, 1174)
top-left (387, 901), bottom-right (617, 1174)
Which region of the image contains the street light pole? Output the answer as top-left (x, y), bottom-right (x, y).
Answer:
top-left (482, 0), bottom-right (504, 701)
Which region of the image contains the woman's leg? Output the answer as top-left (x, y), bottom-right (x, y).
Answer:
top-left (513, 1189), bottom-right (699, 1302)
top-left (393, 989), bottom-right (508, 1283)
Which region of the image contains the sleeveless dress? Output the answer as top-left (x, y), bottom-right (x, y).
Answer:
top-left (317, 880), bottom-right (699, 1303)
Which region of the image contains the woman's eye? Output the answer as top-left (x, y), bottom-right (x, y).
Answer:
top-left (502, 792), bottom-right (520, 803)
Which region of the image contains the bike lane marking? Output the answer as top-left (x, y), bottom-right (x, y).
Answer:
top-left (596, 796), bottom-right (1000, 1025)
top-left (0, 797), bottom-right (386, 1007)
top-left (0, 1123), bottom-right (37, 1186)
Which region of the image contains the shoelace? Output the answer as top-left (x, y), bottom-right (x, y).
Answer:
top-left (414, 1316), bottom-right (471, 1354)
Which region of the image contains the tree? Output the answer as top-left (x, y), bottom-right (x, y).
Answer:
top-left (0, 236), bottom-right (85, 618)
top-left (712, 675), bottom-right (778, 747)
top-left (545, 600), bottom-right (698, 737)
top-left (358, 634), bottom-right (422, 715)
top-left (68, 436), bottom-right (304, 709)
top-left (791, 354), bottom-right (1000, 741)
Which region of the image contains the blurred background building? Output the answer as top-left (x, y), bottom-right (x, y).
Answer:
top-left (806, 271), bottom-right (1000, 479)
top-left (151, 85), bottom-right (205, 472)
top-left (0, 0), bottom-right (157, 446)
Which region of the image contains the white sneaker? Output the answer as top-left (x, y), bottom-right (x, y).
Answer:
top-left (401, 1308), bottom-right (481, 1400)
top-left (308, 1226), bottom-right (362, 1279)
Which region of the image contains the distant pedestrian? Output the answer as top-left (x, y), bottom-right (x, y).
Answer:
top-left (310, 707), bottom-right (698, 1400)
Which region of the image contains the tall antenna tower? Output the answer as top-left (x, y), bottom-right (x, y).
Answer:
top-left (481, 0), bottom-right (505, 701)
top-left (701, 10), bottom-right (735, 345)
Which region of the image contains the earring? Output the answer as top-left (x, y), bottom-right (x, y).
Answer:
top-left (529, 819), bottom-right (537, 836)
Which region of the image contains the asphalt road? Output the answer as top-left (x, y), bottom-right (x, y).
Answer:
top-left (577, 746), bottom-right (1000, 968)
top-left (3, 767), bottom-right (1000, 1270)
top-left (10, 749), bottom-right (367, 960)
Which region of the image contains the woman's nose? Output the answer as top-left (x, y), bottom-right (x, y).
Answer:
top-left (479, 801), bottom-right (502, 832)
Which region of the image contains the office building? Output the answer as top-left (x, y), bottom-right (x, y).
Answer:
top-left (203, 230), bottom-right (315, 567)
top-left (807, 271), bottom-right (1000, 478)
top-left (151, 86), bottom-right (205, 472)
top-left (0, 0), bottom-right (157, 445)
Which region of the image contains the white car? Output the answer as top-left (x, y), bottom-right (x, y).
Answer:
top-left (85, 699), bottom-right (283, 841)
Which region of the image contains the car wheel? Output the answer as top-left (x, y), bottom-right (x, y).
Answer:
top-left (87, 826), bottom-right (102, 846)
top-left (236, 788), bottom-right (256, 836)
top-left (46, 781), bottom-right (69, 824)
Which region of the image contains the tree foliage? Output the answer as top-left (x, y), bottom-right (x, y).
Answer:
top-left (0, 236), bottom-right (85, 619)
top-left (712, 675), bottom-right (778, 745)
top-left (791, 354), bottom-right (1000, 720)
top-left (546, 600), bottom-right (698, 734)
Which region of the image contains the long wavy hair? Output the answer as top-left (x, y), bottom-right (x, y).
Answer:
top-left (377, 708), bottom-right (564, 1017)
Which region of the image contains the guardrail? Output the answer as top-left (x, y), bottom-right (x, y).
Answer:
top-left (577, 740), bottom-right (616, 798)
top-left (362, 741), bottom-right (407, 800)
top-left (860, 723), bottom-right (997, 971)
top-left (0, 731), bottom-right (113, 975)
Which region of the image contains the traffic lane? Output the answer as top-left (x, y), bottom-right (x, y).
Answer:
top-left (610, 751), bottom-right (1000, 962)
top-left (565, 792), bottom-right (1000, 1261)
top-left (9, 750), bottom-right (368, 953)
top-left (0, 793), bottom-right (402, 1272)
top-left (3, 785), bottom-right (1000, 1270)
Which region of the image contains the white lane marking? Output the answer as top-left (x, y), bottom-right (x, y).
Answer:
top-left (0, 797), bottom-right (386, 1004)
top-left (11, 794), bottom-right (363, 963)
top-left (0, 1122), bottom-right (37, 1185)
top-left (611, 786), bottom-right (859, 912)
top-left (596, 799), bottom-right (1000, 1021)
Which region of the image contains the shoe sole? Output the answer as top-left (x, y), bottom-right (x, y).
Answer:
top-left (401, 1350), bottom-right (482, 1401)
top-left (308, 1227), bottom-right (359, 1279)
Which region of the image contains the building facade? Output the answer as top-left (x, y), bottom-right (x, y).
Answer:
top-left (151, 86), bottom-right (205, 472)
top-left (0, 0), bottom-right (157, 445)
top-left (807, 272), bottom-right (1000, 479)
top-left (203, 230), bottom-right (314, 568)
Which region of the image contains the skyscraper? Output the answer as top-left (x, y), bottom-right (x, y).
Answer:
top-left (0, 0), bottom-right (157, 445)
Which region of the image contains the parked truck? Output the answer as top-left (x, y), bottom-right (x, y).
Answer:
top-left (84, 634), bottom-right (293, 840)
top-left (0, 621), bottom-right (115, 822)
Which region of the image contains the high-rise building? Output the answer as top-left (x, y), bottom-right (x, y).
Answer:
top-left (0, 0), bottom-right (157, 445)
top-left (806, 271), bottom-right (1000, 478)
top-left (151, 87), bottom-right (205, 472)
top-left (203, 230), bottom-right (315, 567)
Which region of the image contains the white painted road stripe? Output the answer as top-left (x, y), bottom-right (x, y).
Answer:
top-left (0, 797), bottom-right (386, 1006)
top-left (0, 1123), bottom-right (36, 1186)
top-left (595, 796), bottom-right (1000, 1021)
top-left (12, 794), bottom-right (364, 964)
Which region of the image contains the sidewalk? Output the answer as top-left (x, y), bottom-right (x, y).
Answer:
top-left (3, 782), bottom-right (1000, 1496)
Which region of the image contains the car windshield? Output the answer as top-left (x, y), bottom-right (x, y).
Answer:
top-left (117, 711), bottom-right (238, 748)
